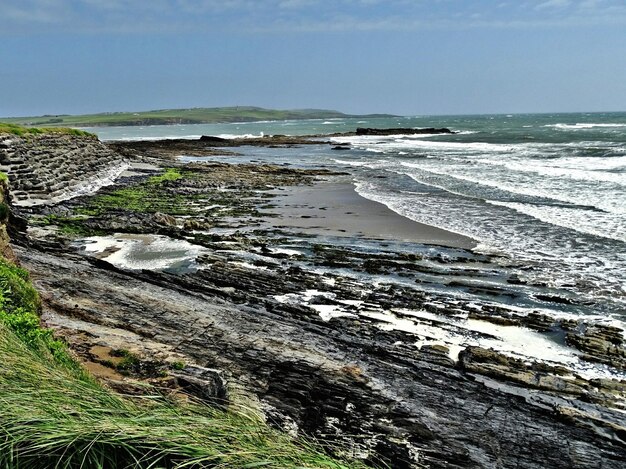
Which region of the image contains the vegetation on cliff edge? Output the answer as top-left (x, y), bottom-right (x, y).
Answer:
top-left (0, 122), bottom-right (95, 138)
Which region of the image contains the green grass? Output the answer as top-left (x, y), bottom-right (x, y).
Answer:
top-left (0, 324), bottom-right (366, 468)
top-left (0, 224), bottom-right (369, 468)
top-left (111, 348), bottom-right (141, 372)
top-left (34, 215), bottom-right (103, 237)
top-left (79, 168), bottom-right (194, 217)
top-left (0, 257), bottom-right (81, 374)
top-left (0, 203), bottom-right (9, 221)
top-left (0, 122), bottom-right (95, 138)
top-left (148, 168), bottom-right (183, 185)
top-left (88, 186), bottom-right (187, 216)
top-left (2, 107), bottom-right (396, 128)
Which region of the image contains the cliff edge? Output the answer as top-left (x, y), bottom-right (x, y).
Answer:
top-left (0, 131), bottom-right (128, 207)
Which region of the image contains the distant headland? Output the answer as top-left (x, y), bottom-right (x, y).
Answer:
top-left (2, 106), bottom-right (398, 128)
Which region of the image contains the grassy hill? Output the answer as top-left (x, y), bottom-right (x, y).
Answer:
top-left (3, 106), bottom-right (396, 128)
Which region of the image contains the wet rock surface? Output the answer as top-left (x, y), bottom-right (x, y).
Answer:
top-left (6, 137), bottom-right (626, 468)
top-left (106, 128), bottom-right (453, 161)
top-left (108, 135), bottom-right (332, 161)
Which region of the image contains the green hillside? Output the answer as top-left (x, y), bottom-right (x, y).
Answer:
top-left (3, 107), bottom-right (396, 128)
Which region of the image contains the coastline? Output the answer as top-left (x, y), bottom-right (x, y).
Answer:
top-left (264, 180), bottom-right (475, 249)
top-left (4, 131), bottom-right (626, 468)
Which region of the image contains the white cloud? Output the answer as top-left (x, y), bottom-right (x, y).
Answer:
top-left (0, 0), bottom-right (67, 24)
top-left (535, 0), bottom-right (571, 10)
top-left (1, 0), bottom-right (626, 35)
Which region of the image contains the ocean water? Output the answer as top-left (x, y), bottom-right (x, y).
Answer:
top-left (88, 112), bottom-right (626, 322)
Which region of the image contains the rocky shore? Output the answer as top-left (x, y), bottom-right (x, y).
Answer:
top-left (0, 133), bottom-right (128, 206)
top-left (4, 131), bottom-right (626, 468)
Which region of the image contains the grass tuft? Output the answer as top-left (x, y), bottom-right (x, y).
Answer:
top-left (0, 242), bottom-right (368, 468)
top-left (0, 203), bottom-right (9, 221)
top-left (148, 168), bottom-right (183, 185)
top-left (0, 322), bottom-right (365, 468)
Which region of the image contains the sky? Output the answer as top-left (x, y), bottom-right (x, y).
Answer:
top-left (1, 0), bottom-right (626, 117)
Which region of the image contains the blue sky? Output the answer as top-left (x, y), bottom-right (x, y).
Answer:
top-left (2, 0), bottom-right (626, 117)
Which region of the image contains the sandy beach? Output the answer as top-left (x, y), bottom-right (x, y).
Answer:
top-left (263, 180), bottom-right (475, 249)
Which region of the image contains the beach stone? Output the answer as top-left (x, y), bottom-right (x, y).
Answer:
top-left (171, 366), bottom-right (228, 405)
top-left (566, 326), bottom-right (626, 370)
top-left (182, 219), bottom-right (213, 231)
top-left (152, 212), bottom-right (177, 226)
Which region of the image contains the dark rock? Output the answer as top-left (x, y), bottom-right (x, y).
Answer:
top-left (566, 326), bottom-right (626, 370)
top-left (171, 366), bottom-right (228, 406)
top-left (535, 293), bottom-right (578, 305)
top-left (183, 219), bottom-right (213, 231)
top-left (152, 212), bottom-right (177, 227)
top-left (354, 127), bottom-right (454, 136)
top-left (199, 135), bottom-right (228, 143)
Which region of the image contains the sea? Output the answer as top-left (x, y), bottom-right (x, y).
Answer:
top-left (86, 112), bottom-right (626, 337)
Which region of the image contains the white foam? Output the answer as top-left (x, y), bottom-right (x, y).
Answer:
top-left (401, 159), bottom-right (626, 216)
top-left (547, 123), bottom-right (626, 130)
top-left (273, 289), bottom-right (359, 321)
top-left (215, 133), bottom-right (264, 139)
top-left (80, 234), bottom-right (204, 271)
top-left (497, 159), bottom-right (626, 185)
top-left (354, 176), bottom-right (626, 308)
top-left (103, 135), bottom-right (203, 142)
top-left (332, 159), bottom-right (381, 167)
top-left (362, 308), bottom-right (623, 380)
top-left (269, 247), bottom-right (303, 257)
top-left (487, 200), bottom-right (626, 243)
top-left (330, 133), bottom-right (451, 148)
top-left (231, 261), bottom-right (268, 271)
top-left (472, 243), bottom-right (509, 257)
top-left (309, 304), bottom-right (357, 321)
top-left (354, 179), bottom-right (473, 240)
top-left (274, 289), bottom-right (332, 304)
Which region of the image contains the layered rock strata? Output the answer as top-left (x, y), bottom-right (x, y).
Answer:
top-left (4, 134), bottom-right (626, 468)
top-left (0, 133), bottom-right (128, 206)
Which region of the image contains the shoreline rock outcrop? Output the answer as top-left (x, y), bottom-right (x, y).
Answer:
top-left (0, 133), bottom-right (128, 206)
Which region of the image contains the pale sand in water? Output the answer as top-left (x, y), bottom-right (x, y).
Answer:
top-left (263, 181), bottom-right (476, 249)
